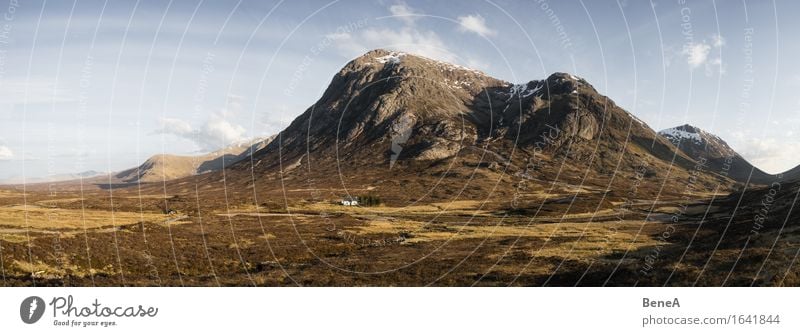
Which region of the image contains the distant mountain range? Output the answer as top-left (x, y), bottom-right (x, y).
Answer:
top-left (0, 136), bottom-right (275, 186)
top-left (0, 170), bottom-right (106, 185)
top-left (7, 50), bottom-right (798, 194)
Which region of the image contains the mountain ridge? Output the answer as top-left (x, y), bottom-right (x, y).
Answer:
top-left (202, 49), bottom-right (738, 202)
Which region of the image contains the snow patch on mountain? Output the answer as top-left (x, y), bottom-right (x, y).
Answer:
top-left (658, 124), bottom-right (738, 159)
top-left (659, 127), bottom-right (702, 143)
top-left (375, 52), bottom-right (406, 64)
top-left (506, 82), bottom-right (543, 101)
top-left (410, 54), bottom-right (488, 77)
top-left (626, 112), bottom-right (647, 127)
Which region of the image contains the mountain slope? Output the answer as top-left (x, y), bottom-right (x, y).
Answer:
top-left (658, 124), bottom-right (773, 184)
top-left (783, 165), bottom-right (800, 181)
top-left (210, 49), bottom-right (735, 204)
top-left (116, 136), bottom-right (274, 183)
top-left (0, 170), bottom-right (105, 185)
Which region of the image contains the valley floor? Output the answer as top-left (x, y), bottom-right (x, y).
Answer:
top-left (0, 184), bottom-right (798, 286)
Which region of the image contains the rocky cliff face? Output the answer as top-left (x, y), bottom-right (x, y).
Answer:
top-left (256, 50), bottom-right (506, 166)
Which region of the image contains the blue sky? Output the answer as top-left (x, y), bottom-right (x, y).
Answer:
top-left (1, 0), bottom-right (799, 180)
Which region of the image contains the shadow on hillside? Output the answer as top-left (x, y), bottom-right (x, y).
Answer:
top-left (94, 182), bottom-right (139, 190)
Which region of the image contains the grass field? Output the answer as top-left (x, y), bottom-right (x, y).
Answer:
top-left (0, 203), bottom-right (168, 230)
top-left (0, 182), bottom-right (797, 286)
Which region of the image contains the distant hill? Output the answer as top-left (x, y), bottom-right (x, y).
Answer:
top-left (0, 170), bottom-right (105, 185)
top-left (0, 136), bottom-right (275, 188)
top-left (115, 136), bottom-right (275, 183)
top-left (658, 124), bottom-right (774, 185)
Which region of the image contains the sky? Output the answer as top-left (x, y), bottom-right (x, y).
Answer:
top-left (1, 0), bottom-right (799, 181)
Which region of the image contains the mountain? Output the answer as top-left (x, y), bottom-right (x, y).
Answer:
top-left (209, 49), bottom-right (734, 204)
top-left (0, 136), bottom-right (275, 192)
top-left (0, 170), bottom-right (105, 185)
top-left (115, 136), bottom-right (274, 183)
top-left (783, 165), bottom-right (800, 181)
top-left (658, 124), bottom-right (774, 185)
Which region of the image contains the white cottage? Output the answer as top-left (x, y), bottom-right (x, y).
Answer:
top-left (340, 196), bottom-right (359, 206)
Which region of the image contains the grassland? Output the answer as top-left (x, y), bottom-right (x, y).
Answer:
top-left (0, 204), bottom-right (168, 230)
top-left (0, 179), bottom-right (797, 287)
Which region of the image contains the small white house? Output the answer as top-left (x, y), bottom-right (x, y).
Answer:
top-left (341, 196), bottom-right (359, 206)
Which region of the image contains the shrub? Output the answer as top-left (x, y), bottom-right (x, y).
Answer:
top-left (358, 195), bottom-right (382, 207)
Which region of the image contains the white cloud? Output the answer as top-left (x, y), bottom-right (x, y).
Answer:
top-left (327, 2), bottom-right (454, 62)
top-left (389, 2), bottom-right (418, 26)
top-left (326, 4), bottom-right (489, 71)
top-left (157, 116), bottom-right (247, 152)
top-left (735, 136), bottom-right (800, 174)
top-left (198, 117), bottom-right (247, 148)
top-left (711, 34), bottom-right (725, 48)
top-left (330, 27), bottom-right (457, 63)
top-left (155, 95), bottom-right (248, 151)
top-left (368, 28), bottom-right (456, 61)
top-left (0, 145), bottom-right (13, 160)
top-left (158, 117), bottom-right (193, 136)
top-left (707, 57), bottom-right (726, 76)
top-left (457, 14), bottom-right (496, 37)
top-left (683, 42), bottom-right (711, 68)
top-left (683, 35), bottom-right (726, 75)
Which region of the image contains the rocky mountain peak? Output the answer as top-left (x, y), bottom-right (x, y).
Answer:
top-left (657, 124), bottom-right (776, 184)
top-left (340, 49), bottom-right (504, 94)
top-left (658, 124), bottom-right (733, 157)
